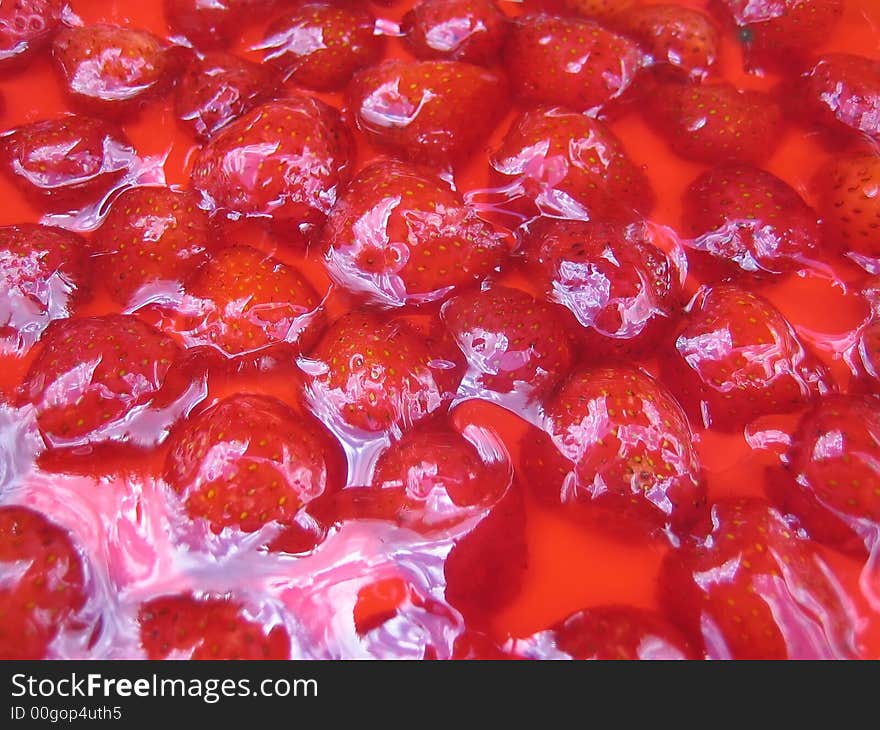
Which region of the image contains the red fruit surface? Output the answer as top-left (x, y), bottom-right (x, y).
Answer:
top-left (521, 366), bottom-right (706, 536)
top-left (1, 114), bottom-right (134, 207)
top-left (682, 164), bottom-right (822, 277)
top-left (802, 54), bottom-right (880, 143)
top-left (348, 59), bottom-right (507, 164)
top-left (323, 159), bottom-right (505, 307)
top-left (490, 107), bottom-right (654, 221)
top-left (401, 0), bottom-right (508, 65)
top-left (669, 284), bottom-right (831, 430)
top-left (660, 498), bottom-right (857, 659)
top-left (563, 0), bottom-right (634, 17)
top-left (163, 0), bottom-right (251, 49)
top-left (816, 154), bottom-right (880, 259)
top-left (0, 0), bottom-right (64, 68)
top-left (139, 593), bottom-right (290, 659)
top-left (0, 224), bottom-right (88, 356)
top-left (0, 505), bottom-right (86, 660)
top-left (165, 393), bottom-right (345, 534)
top-left (257, 2), bottom-right (382, 91)
top-left (92, 185), bottom-right (215, 305)
top-left (503, 14), bottom-right (644, 112)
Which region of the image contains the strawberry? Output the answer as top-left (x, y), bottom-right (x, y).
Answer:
top-left (165, 393), bottom-right (345, 534)
top-left (348, 59), bottom-right (508, 164)
top-left (306, 311), bottom-right (461, 435)
top-left (490, 107), bottom-right (654, 221)
top-left (257, 2), bottom-right (383, 91)
top-left (562, 0), bottom-right (634, 18)
top-left (452, 631), bottom-right (520, 660)
top-left (174, 51), bottom-right (276, 140)
top-left (1, 114), bottom-right (134, 207)
top-left (322, 159), bottom-right (506, 307)
top-left (0, 224), bottom-right (88, 356)
top-left (518, 218), bottom-right (683, 355)
top-left (660, 498), bottom-right (857, 659)
top-left (856, 318), bottom-right (880, 391)
top-left (667, 284), bottom-right (832, 431)
top-left (682, 164), bottom-right (822, 277)
top-left (139, 593), bottom-right (290, 659)
top-left (177, 245), bottom-right (323, 360)
top-left (191, 97), bottom-right (353, 230)
top-left (0, 506), bottom-right (86, 660)
top-left (21, 314), bottom-right (184, 449)
top-left (441, 285), bottom-right (574, 399)
top-left (532, 606), bottom-right (696, 660)
top-left (401, 0), bottom-right (508, 66)
top-left (0, 0), bottom-right (64, 69)
top-left (164, 0), bottom-right (254, 49)
top-left (614, 4), bottom-right (720, 80)
top-left (645, 81), bottom-right (782, 165)
top-left (521, 366), bottom-right (706, 536)
top-left (802, 54), bottom-right (880, 143)
top-left (52, 24), bottom-right (177, 115)
top-left (503, 14), bottom-right (644, 112)
top-left (816, 154), bottom-right (880, 260)
top-left (92, 185), bottom-right (216, 305)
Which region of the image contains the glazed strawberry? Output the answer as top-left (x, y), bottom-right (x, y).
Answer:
top-left (0, 506), bottom-right (86, 660)
top-left (614, 4), bottom-right (719, 80)
top-left (164, 0), bottom-right (251, 49)
top-left (518, 218), bottom-right (683, 355)
top-left (562, 0), bottom-right (634, 18)
top-left (257, 2), bottom-right (383, 91)
top-left (503, 14), bottom-right (644, 112)
top-left (521, 367), bottom-right (706, 536)
top-left (660, 498), bottom-right (857, 659)
top-left (52, 24), bottom-right (176, 114)
top-left (802, 55), bottom-right (880, 143)
top-left (645, 81), bottom-right (782, 165)
top-left (348, 60), bottom-right (507, 164)
top-left (165, 393), bottom-right (345, 534)
top-left (92, 186), bottom-right (216, 305)
top-left (21, 314), bottom-right (185, 449)
top-left (1, 114), bottom-right (134, 207)
top-left (0, 0), bottom-right (64, 69)
top-left (306, 311), bottom-right (461, 435)
top-left (667, 284), bottom-right (831, 430)
top-left (323, 159), bottom-right (506, 307)
top-left (816, 154), bottom-right (880, 260)
top-left (682, 164), bottom-right (822, 277)
top-left (0, 224), bottom-right (88, 356)
top-left (490, 108), bottom-right (654, 221)
top-left (525, 606), bottom-right (696, 660)
top-left (191, 97), bottom-right (353, 231)
top-left (441, 285), bottom-right (574, 399)
top-left (177, 245), bottom-right (323, 360)
top-left (139, 593), bottom-right (290, 659)
top-left (401, 0), bottom-right (508, 65)
top-left (174, 51), bottom-right (275, 140)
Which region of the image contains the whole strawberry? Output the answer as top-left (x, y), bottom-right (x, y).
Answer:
top-left (802, 54), bottom-right (880, 143)
top-left (0, 0), bottom-right (65, 69)
top-left (164, 0), bottom-right (265, 49)
top-left (401, 0), bottom-right (508, 65)
top-left (816, 154), bottom-right (880, 260)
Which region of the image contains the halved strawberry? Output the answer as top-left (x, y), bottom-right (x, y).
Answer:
top-left (92, 185), bottom-right (216, 305)
top-left (645, 81), bottom-right (782, 165)
top-left (165, 393), bottom-right (346, 534)
top-left (0, 505), bottom-right (86, 660)
top-left (0, 224), bottom-right (88, 356)
top-left (257, 2), bottom-right (383, 91)
top-left (490, 107), bottom-right (654, 221)
top-left (139, 593), bottom-right (290, 659)
top-left (306, 311), bottom-right (461, 435)
top-left (682, 164), bottom-right (822, 277)
top-left (441, 285), bottom-right (574, 399)
top-left (667, 284), bottom-right (832, 431)
top-left (816, 154), bottom-right (880, 260)
top-left (504, 14), bottom-right (643, 112)
top-left (1, 114), bottom-right (134, 207)
top-left (518, 217), bottom-right (683, 356)
top-left (521, 366), bottom-right (706, 536)
top-left (177, 245), bottom-right (323, 360)
top-left (52, 24), bottom-right (177, 115)
top-left (348, 59), bottom-right (507, 164)
top-left (191, 97), bottom-right (353, 231)
top-left (322, 159), bottom-right (506, 307)
top-left (0, 0), bottom-right (64, 69)
top-left (802, 54), bottom-right (880, 143)
top-left (660, 498), bottom-right (857, 659)
top-left (401, 0), bottom-right (508, 65)
top-left (174, 51), bottom-right (276, 140)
